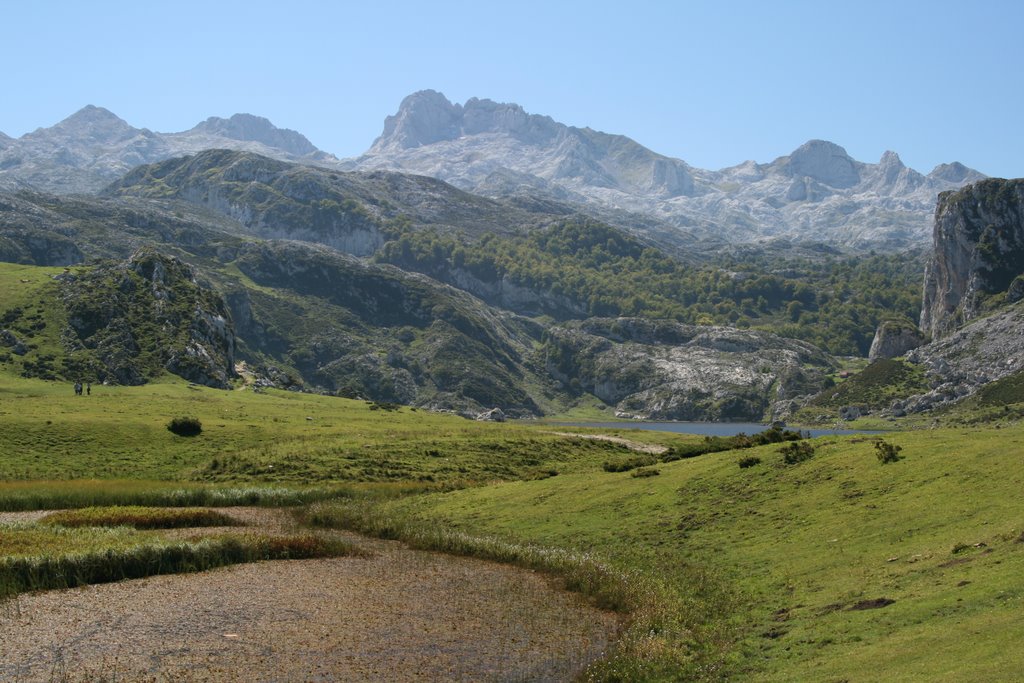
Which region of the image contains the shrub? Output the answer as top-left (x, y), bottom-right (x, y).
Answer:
top-left (167, 416), bottom-right (202, 436)
top-left (875, 439), bottom-right (903, 464)
top-left (780, 441), bottom-right (815, 465)
top-left (738, 456), bottom-right (762, 469)
top-left (604, 454), bottom-right (658, 473)
top-left (631, 467), bottom-right (660, 478)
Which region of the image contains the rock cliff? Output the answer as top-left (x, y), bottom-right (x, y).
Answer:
top-left (920, 179), bottom-right (1024, 339)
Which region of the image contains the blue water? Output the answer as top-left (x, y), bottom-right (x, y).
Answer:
top-left (552, 421), bottom-right (882, 438)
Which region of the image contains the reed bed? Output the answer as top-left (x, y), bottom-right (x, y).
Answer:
top-left (39, 506), bottom-right (244, 529)
top-left (0, 480), bottom-right (357, 512)
top-left (0, 529), bottom-right (363, 601)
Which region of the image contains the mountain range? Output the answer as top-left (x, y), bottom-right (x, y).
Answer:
top-left (0, 93), bottom-right (986, 250)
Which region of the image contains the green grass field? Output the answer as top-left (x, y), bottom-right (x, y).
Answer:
top-left (2, 365), bottom-right (1023, 679)
top-left (314, 424), bottom-right (1024, 681)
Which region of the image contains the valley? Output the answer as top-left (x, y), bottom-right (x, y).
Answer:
top-left (1, 93), bottom-right (1023, 681)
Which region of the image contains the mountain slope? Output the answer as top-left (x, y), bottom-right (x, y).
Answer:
top-left (1, 178), bottom-right (844, 419)
top-left (353, 91), bottom-right (985, 249)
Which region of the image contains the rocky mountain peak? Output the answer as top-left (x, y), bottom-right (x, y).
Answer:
top-left (784, 139), bottom-right (860, 188)
top-left (189, 113), bottom-right (319, 157)
top-left (929, 161), bottom-right (986, 184)
top-left (372, 89), bottom-right (464, 151)
top-left (370, 90), bottom-right (562, 154)
top-left (39, 105), bottom-right (141, 144)
top-left (878, 150), bottom-right (905, 169)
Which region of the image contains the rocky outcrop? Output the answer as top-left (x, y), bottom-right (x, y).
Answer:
top-left (896, 301), bottom-right (1024, 415)
top-left (868, 320), bottom-right (925, 361)
top-left (920, 179), bottom-right (1024, 339)
top-left (60, 249), bottom-right (236, 387)
top-left (544, 318), bottom-right (835, 421)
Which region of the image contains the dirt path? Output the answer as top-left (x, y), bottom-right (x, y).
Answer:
top-left (548, 431), bottom-right (668, 455)
top-left (0, 509), bottom-right (619, 682)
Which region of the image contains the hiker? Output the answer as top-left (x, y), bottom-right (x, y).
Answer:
top-left (86, 383), bottom-right (91, 396)
top-left (74, 382), bottom-right (82, 396)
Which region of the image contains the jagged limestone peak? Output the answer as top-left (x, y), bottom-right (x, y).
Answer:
top-left (783, 139), bottom-right (860, 188)
top-left (189, 113), bottom-right (319, 157)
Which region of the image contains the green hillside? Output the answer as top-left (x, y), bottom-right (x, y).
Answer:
top-left (321, 424), bottom-right (1024, 681)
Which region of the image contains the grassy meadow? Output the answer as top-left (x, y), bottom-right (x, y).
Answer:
top-left (1, 363), bottom-right (1023, 679)
top-left (309, 424), bottom-right (1024, 681)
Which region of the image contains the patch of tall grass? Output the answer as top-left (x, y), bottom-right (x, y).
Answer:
top-left (0, 530), bottom-right (364, 601)
top-left (0, 480), bottom-right (357, 511)
top-left (39, 506), bottom-right (243, 529)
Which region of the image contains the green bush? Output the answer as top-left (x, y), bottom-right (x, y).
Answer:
top-left (167, 416), bottom-right (202, 437)
top-left (780, 441), bottom-right (815, 465)
top-left (631, 467), bottom-right (660, 478)
top-left (738, 455), bottom-right (762, 469)
top-left (875, 439), bottom-right (903, 464)
top-left (603, 454), bottom-right (658, 472)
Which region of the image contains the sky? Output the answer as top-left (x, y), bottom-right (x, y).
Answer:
top-left (2, 0), bottom-right (1022, 177)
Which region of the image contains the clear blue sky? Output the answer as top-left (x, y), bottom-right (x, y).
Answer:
top-left (3, 0), bottom-right (1022, 177)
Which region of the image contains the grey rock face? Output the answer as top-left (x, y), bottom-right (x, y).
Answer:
top-left (920, 179), bottom-right (1024, 339)
top-left (898, 301), bottom-right (1024, 413)
top-left (361, 90), bottom-right (698, 206)
top-left (785, 140), bottom-right (860, 189)
top-left (544, 318), bottom-right (834, 421)
top-left (868, 320), bottom-right (925, 361)
top-left (187, 114), bottom-right (319, 157)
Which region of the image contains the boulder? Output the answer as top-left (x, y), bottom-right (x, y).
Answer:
top-left (868, 320), bottom-right (925, 361)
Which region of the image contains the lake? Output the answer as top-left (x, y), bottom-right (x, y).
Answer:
top-left (551, 421), bottom-right (882, 438)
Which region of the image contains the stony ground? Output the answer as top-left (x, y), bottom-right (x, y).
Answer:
top-left (0, 509), bottom-right (620, 682)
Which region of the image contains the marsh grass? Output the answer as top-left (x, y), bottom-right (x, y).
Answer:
top-left (0, 480), bottom-right (357, 512)
top-left (0, 529), bottom-right (363, 601)
top-left (39, 506), bottom-right (243, 529)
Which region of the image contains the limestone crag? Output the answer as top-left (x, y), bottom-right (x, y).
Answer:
top-left (895, 301), bottom-right (1024, 415)
top-left (60, 249), bottom-right (236, 388)
top-left (868, 320), bottom-right (925, 361)
top-left (545, 318), bottom-right (835, 421)
top-left (920, 179), bottom-right (1024, 339)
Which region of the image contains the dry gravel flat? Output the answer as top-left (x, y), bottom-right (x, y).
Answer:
top-left (0, 509), bottom-right (619, 682)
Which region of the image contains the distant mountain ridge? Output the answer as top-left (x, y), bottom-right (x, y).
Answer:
top-left (0, 106), bottom-right (334, 194)
top-left (352, 90), bottom-right (987, 248)
top-left (0, 95), bottom-right (987, 249)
